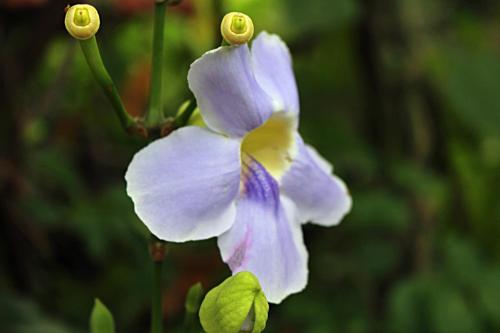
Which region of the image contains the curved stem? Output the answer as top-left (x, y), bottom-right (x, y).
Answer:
top-left (79, 37), bottom-right (137, 132)
top-left (146, 1), bottom-right (167, 127)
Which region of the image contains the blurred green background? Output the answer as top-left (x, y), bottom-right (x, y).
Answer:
top-left (1, 0), bottom-right (500, 332)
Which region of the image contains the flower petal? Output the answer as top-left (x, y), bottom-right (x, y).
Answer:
top-left (305, 145), bottom-right (333, 174)
top-left (188, 45), bottom-right (274, 137)
top-left (251, 32), bottom-right (300, 115)
top-left (125, 127), bottom-right (242, 242)
top-left (281, 135), bottom-right (352, 226)
top-left (218, 157), bottom-right (308, 304)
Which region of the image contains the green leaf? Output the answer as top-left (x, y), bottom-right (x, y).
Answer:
top-left (199, 272), bottom-right (269, 333)
top-left (389, 276), bottom-right (480, 333)
top-left (285, 0), bottom-right (359, 34)
top-left (429, 47), bottom-right (500, 138)
top-left (185, 282), bottom-right (203, 314)
top-left (478, 268), bottom-right (500, 327)
top-left (90, 299), bottom-right (115, 333)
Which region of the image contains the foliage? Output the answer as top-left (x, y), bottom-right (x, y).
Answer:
top-left (90, 299), bottom-right (115, 333)
top-left (1, 0), bottom-right (500, 332)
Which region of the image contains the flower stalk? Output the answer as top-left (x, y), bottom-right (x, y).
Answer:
top-left (146, 0), bottom-right (167, 127)
top-left (149, 235), bottom-right (167, 333)
top-left (79, 37), bottom-right (142, 135)
top-left (65, 4), bottom-right (146, 137)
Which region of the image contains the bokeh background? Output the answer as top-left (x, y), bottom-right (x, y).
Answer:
top-left (2, 0), bottom-right (500, 332)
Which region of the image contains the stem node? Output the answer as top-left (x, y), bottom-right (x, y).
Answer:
top-left (149, 239), bottom-right (167, 263)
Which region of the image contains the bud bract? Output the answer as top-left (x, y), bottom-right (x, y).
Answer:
top-left (199, 272), bottom-right (269, 333)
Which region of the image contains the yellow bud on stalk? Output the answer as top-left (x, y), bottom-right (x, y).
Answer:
top-left (63, 4), bottom-right (139, 135)
top-left (65, 4), bottom-right (100, 40)
top-left (221, 12), bottom-right (254, 45)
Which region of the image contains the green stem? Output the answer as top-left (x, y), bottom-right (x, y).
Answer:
top-left (146, 1), bottom-right (167, 127)
top-left (152, 260), bottom-right (163, 333)
top-left (213, 0), bottom-right (224, 46)
top-left (183, 304), bottom-right (197, 333)
top-left (79, 37), bottom-right (136, 132)
top-left (150, 236), bottom-right (166, 333)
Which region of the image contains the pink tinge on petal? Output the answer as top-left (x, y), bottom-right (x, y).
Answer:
top-left (227, 229), bottom-right (250, 271)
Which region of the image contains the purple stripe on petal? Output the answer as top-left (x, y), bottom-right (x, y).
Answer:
top-left (218, 158), bottom-right (308, 303)
top-left (241, 154), bottom-right (279, 205)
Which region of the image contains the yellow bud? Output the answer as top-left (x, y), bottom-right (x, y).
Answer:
top-left (220, 12), bottom-right (254, 45)
top-left (65, 4), bottom-right (100, 40)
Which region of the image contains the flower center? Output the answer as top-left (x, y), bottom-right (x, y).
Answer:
top-left (73, 8), bottom-right (91, 27)
top-left (241, 112), bottom-right (296, 180)
top-left (230, 15), bottom-right (247, 34)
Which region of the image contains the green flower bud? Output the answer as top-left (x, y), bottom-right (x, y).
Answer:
top-left (90, 299), bottom-right (115, 333)
top-left (65, 4), bottom-right (100, 40)
top-left (185, 282), bottom-right (203, 313)
top-left (175, 100), bottom-right (205, 128)
top-left (221, 12), bottom-right (254, 45)
top-left (199, 272), bottom-right (269, 333)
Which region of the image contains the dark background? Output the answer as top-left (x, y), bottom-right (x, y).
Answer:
top-left (1, 0), bottom-right (500, 332)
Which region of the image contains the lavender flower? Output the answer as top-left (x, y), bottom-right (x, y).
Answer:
top-left (125, 32), bottom-right (352, 303)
